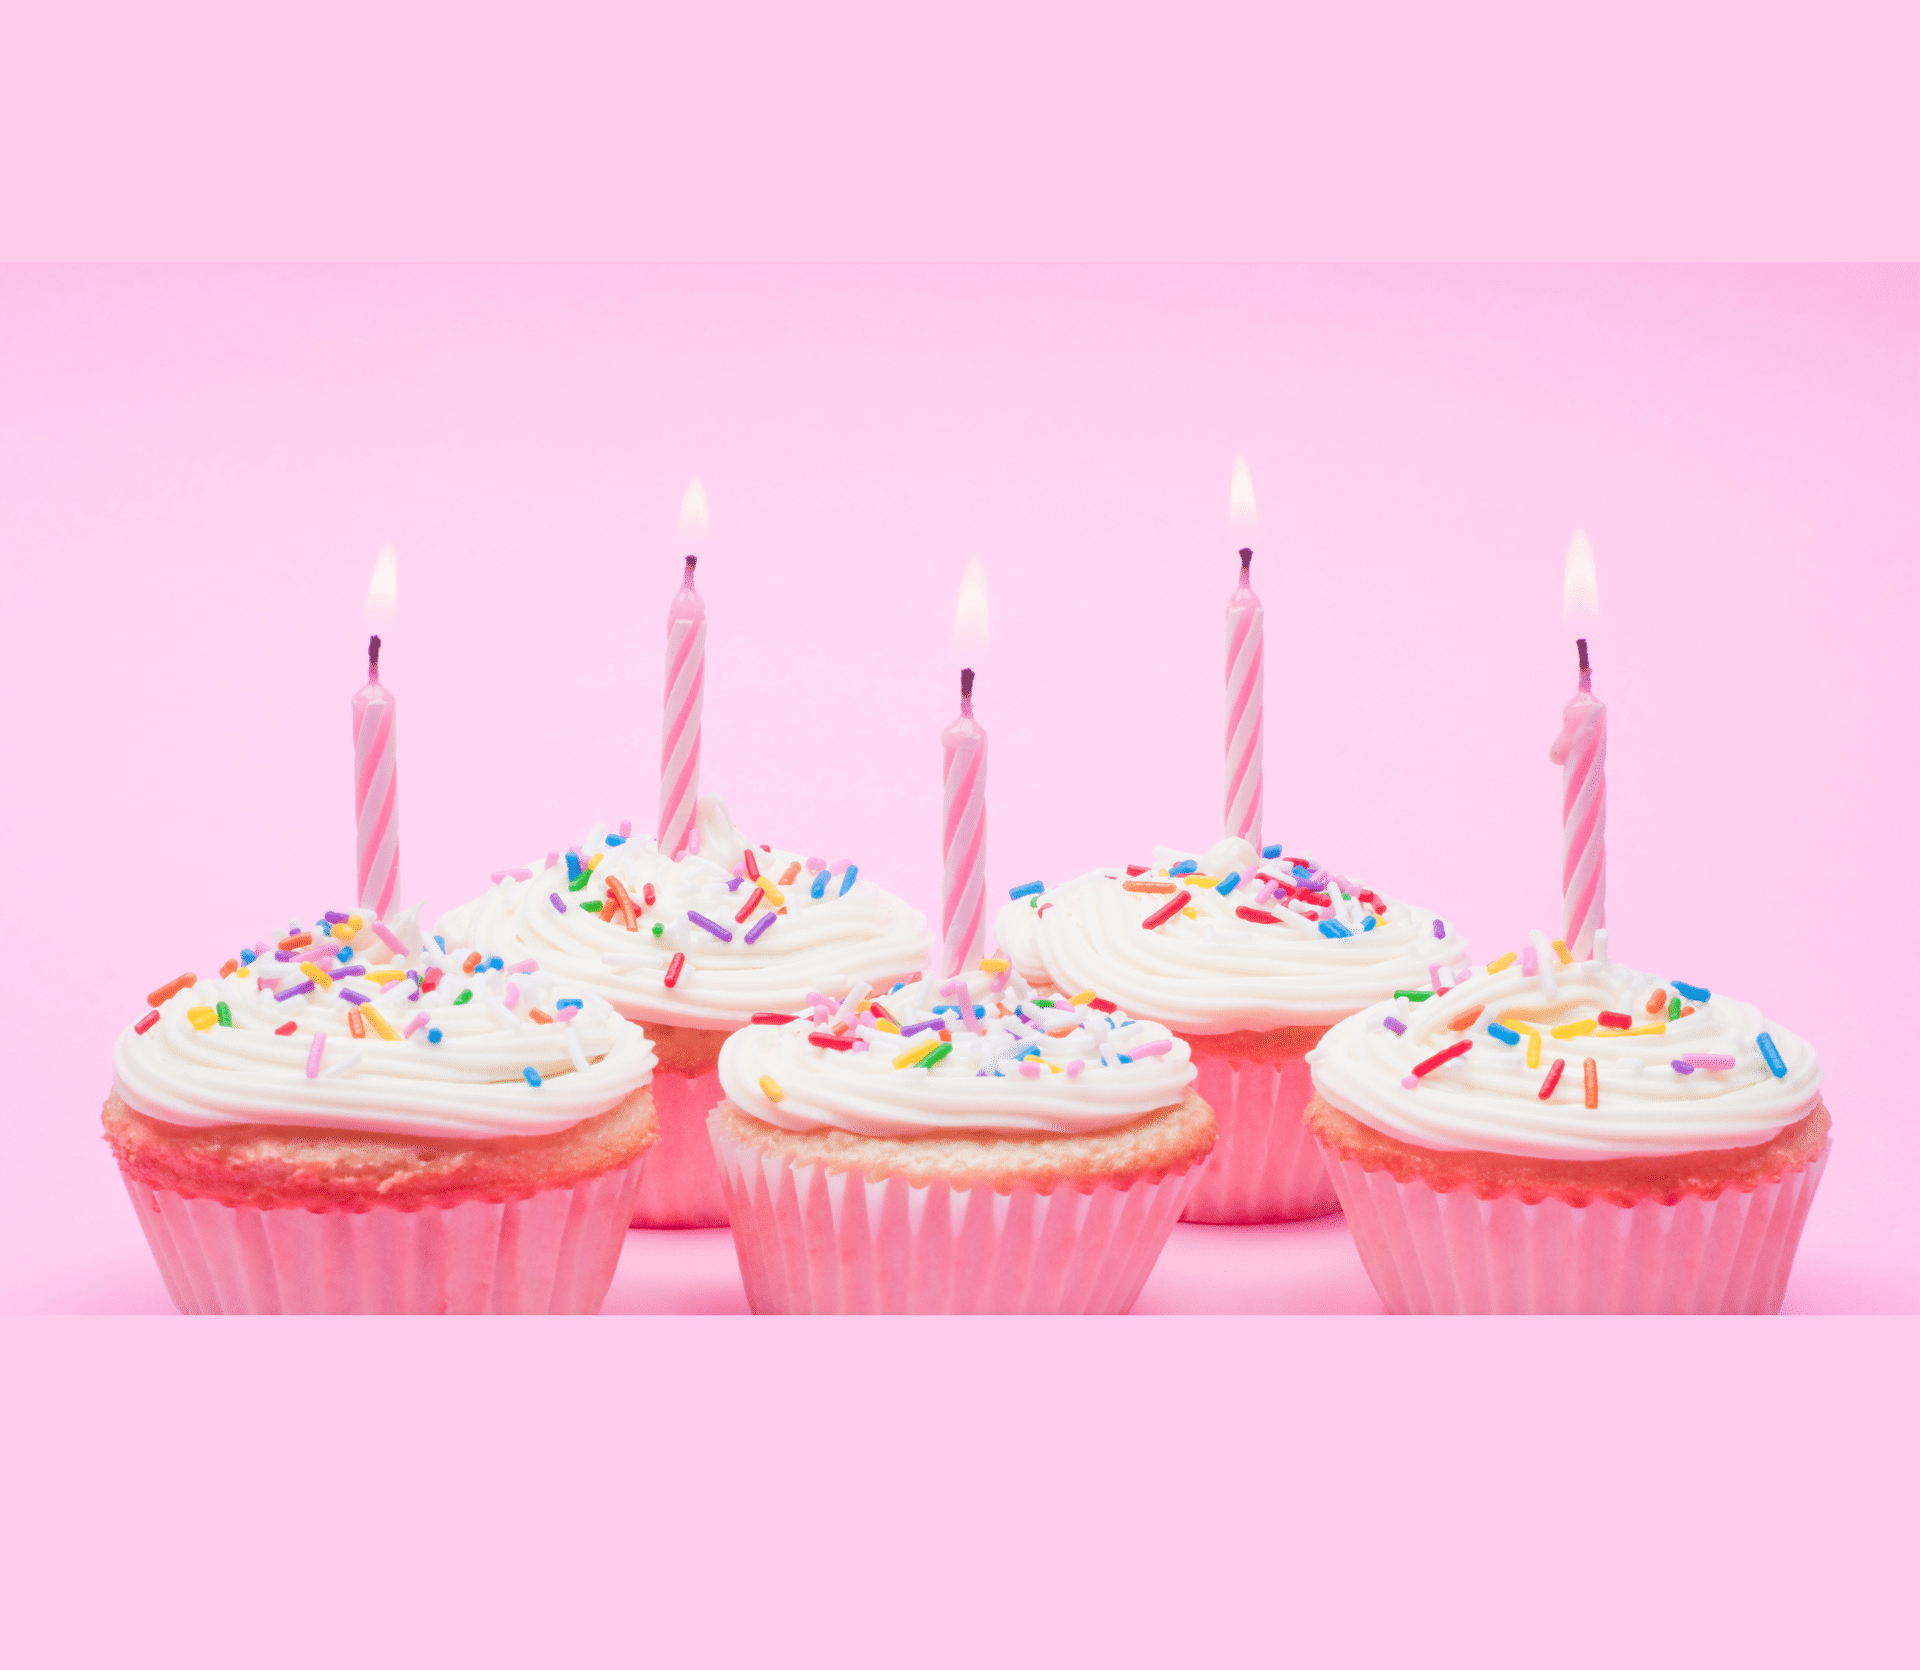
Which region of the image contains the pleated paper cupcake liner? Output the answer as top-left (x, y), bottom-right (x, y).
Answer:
top-left (122, 1153), bottom-right (647, 1314)
top-left (630, 1068), bottom-right (731, 1228)
top-left (1317, 1140), bottom-right (1830, 1314)
top-left (709, 1114), bottom-right (1201, 1314)
top-left (1180, 1048), bottom-right (1340, 1224)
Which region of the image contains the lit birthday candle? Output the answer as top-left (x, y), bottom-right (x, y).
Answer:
top-left (1550, 528), bottom-right (1606, 959)
top-left (942, 560), bottom-right (989, 978)
top-left (353, 547), bottom-right (400, 921)
top-left (659, 478), bottom-right (708, 862)
top-left (1224, 455), bottom-right (1264, 848)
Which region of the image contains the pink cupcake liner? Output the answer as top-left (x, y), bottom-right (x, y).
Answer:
top-left (122, 1154), bottom-right (647, 1314)
top-left (1180, 1050), bottom-right (1340, 1224)
top-left (630, 1069), bottom-right (730, 1228)
top-left (1318, 1141), bottom-right (1831, 1314)
top-left (709, 1114), bottom-right (1202, 1314)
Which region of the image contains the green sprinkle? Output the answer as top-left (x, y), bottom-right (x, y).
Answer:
top-left (215, 1001), bottom-right (232, 1027)
top-left (582, 900), bottom-right (603, 913)
top-left (651, 922), bottom-right (664, 937)
top-left (1392, 990), bottom-right (1436, 1002)
top-left (1668, 995), bottom-right (1682, 1021)
top-left (568, 870), bottom-right (593, 893)
top-left (919, 1042), bottom-right (953, 1069)
top-left (454, 989), bottom-right (473, 1006)
top-left (1032, 997), bottom-right (1056, 1008)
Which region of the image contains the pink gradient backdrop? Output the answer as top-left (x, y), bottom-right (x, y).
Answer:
top-left (2, 264), bottom-right (1912, 1316)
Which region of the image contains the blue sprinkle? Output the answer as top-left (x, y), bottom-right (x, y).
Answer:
top-left (1261, 844), bottom-right (1283, 859)
top-left (565, 852), bottom-right (582, 881)
top-left (605, 833), bottom-right (627, 846)
top-left (1216, 871), bottom-right (1241, 898)
top-left (1008, 880), bottom-right (1044, 899)
top-left (1012, 1043), bottom-right (1042, 1060)
top-left (744, 912), bottom-right (777, 945)
top-left (810, 869), bottom-right (830, 900)
top-left (838, 865), bottom-right (858, 897)
top-left (1382, 1015), bottom-right (1407, 1036)
top-left (1115, 1054), bottom-right (1133, 1065)
top-left (433, 936), bottom-right (446, 953)
top-left (1487, 1022), bottom-right (1520, 1046)
top-left (1756, 1032), bottom-right (1787, 1078)
top-left (555, 999), bottom-right (583, 1011)
top-left (1318, 920), bottom-right (1352, 939)
top-left (1672, 980), bottom-right (1712, 1003)
top-left (890, 981), bottom-right (906, 994)
top-left (549, 892), bottom-right (567, 913)
top-left (239, 948), bottom-right (256, 965)
top-left (523, 1067), bottom-right (542, 1088)
top-left (1361, 915), bottom-right (1377, 931)
top-left (1671, 1059), bottom-right (1695, 1075)
top-left (427, 1028), bottom-right (443, 1044)
top-left (1168, 859), bottom-right (1197, 877)
top-left (685, 910), bottom-right (734, 943)
top-left (484, 957), bottom-right (504, 973)
top-left (336, 946), bottom-right (352, 962)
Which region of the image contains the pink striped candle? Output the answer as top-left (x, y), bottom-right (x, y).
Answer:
top-left (1550, 637), bottom-right (1607, 959)
top-left (352, 634), bottom-right (400, 920)
top-left (659, 554), bottom-right (706, 862)
top-left (1224, 546), bottom-right (1264, 847)
top-left (941, 668), bottom-right (987, 979)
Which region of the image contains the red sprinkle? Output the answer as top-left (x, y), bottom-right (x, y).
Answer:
top-left (1088, 997), bottom-right (1117, 1014)
top-left (1411, 1038), bottom-right (1473, 1078)
top-left (421, 967), bottom-right (444, 992)
top-left (1596, 1010), bottom-right (1633, 1031)
top-left (1125, 865), bottom-right (1149, 877)
top-left (1299, 890), bottom-right (1332, 907)
top-left (808, 1032), bottom-right (856, 1052)
top-left (1583, 1056), bottom-right (1600, 1108)
top-left (274, 1021), bottom-right (297, 1037)
top-left (134, 1010), bottom-right (161, 1035)
top-left (664, 952), bottom-right (686, 989)
top-left (735, 886), bottom-right (766, 925)
top-left (1236, 907), bottom-right (1282, 925)
top-left (1539, 1058), bottom-right (1566, 1099)
top-left (643, 883), bottom-right (656, 908)
top-left (147, 973), bottom-right (196, 1008)
top-left (1140, 890), bottom-right (1192, 931)
top-left (742, 847), bottom-right (759, 881)
top-left (868, 1002), bottom-right (896, 1025)
top-left (751, 1012), bottom-right (798, 1026)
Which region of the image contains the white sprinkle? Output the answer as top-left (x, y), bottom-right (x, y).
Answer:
top-left (565, 1027), bottom-right (588, 1073)
top-left (323, 1049), bottom-right (365, 1078)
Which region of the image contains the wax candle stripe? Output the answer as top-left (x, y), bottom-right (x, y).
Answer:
top-left (941, 668), bottom-right (988, 978)
top-left (659, 555), bottom-right (706, 863)
top-left (1224, 547), bottom-right (1264, 848)
top-left (1549, 635), bottom-right (1606, 960)
top-left (353, 635), bottom-right (401, 921)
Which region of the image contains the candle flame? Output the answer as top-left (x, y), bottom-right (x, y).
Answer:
top-left (1228, 455), bottom-right (1258, 537)
top-left (363, 544), bottom-right (398, 627)
top-left (679, 477), bottom-right (709, 539)
top-left (1562, 527), bottom-right (1599, 628)
top-left (952, 556), bottom-right (989, 660)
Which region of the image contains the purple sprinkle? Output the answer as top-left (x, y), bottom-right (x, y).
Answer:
top-left (743, 911), bottom-right (777, 945)
top-left (1671, 1059), bottom-right (1696, 1074)
top-left (339, 988), bottom-right (369, 1006)
top-left (1432, 919), bottom-right (1446, 939)
top-left (727, 877), bottom-right (744, 892)
top-left (274, 949), bottom-right (304, 963)
top-left (1383, 1015), bottom-right (1407, 1035)
top-left (274, 980), bottom-right (316, 1002)
top-left (335, 965), bottom-right (366, 979)
top-left (898, 1018), bottom-right (943, 1038)
top-left (685, 910), bottom-right (734, 943)
top-left (549, 892), bottom-right (567, 913)
top-left (323, 911), bottom-right (350, 924)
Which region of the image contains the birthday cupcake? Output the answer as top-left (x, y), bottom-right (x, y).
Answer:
top-left (995, 835), bottom-right (1464, 1224)
top-left (1303, 934), bottom-right (1830, 1313)
top-left (439, 795), bottom-right (931, 1229)
top-left (707, 970), bottom-right (1213, 1312)
top-left (104, 908), bottom-right (659, 1314)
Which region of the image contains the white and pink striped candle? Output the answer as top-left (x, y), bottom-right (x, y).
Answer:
top-left (659, 554), bottom-right (707, 863)
top-left (353, 634), bottom-right (400, 921)
top-left (941, 668), bottom-right (988, 979)
top-left (1551, 529), bottom-right (1606, 959)
top-left (1225, 456), bottom-right (1264, 848)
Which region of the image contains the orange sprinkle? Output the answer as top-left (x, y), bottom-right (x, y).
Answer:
top-left (778, 861), bottom-right (801, 886)
top-left (462, 953), bottom-right (482, 974)
top-left (147, 972), bottom-right (196, 1008)
top-left (218, 958), bottom-right (238, 978)
top-left (1583, 1057), bottom-right (1599, 1108)
top-left (347, 1007), bottom-right (367, 1039)
top-left (1646, 987), bottom-right (1667, 1015)
top-left (1123, 879), bottom-right (1177, 894)
top-left (1448, 1005), bottom-right (1484, 1032)
top-left (530, 1008), bottom-right (554, 1024)
top-left (277, 934), bottom-right (311, 952)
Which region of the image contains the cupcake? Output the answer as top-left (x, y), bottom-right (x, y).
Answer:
top-left (995, 835), bottom-right (1464, 1224)
top-left (707, 968), bottom-right (1215, 1312)
top-left (105, 907), bottom-right (659, 1314)
top-left (440, 795), bottom-right (930, 1229)
top-left (1303, 933), bottom-right (1829, 1313)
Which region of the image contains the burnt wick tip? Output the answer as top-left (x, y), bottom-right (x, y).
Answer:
top-left (368, 634), bottom-right (381, 676)
top-left (1239, 547), bottom-right (1253, 568)
top-left (1577, 637), bottom-right (1590, 674)
top-left (960, 667), bottom-right (975, 699)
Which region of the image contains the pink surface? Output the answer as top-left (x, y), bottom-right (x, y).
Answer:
top-left (2, 263), bottom-right (1911, 1316)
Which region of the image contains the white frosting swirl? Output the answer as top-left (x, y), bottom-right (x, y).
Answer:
top-left (439, 796), bottom-right (930, 1029)
top-left (1307, 945), bottom-right (1823, 1160)
top-left (994, 837), bottom-right (1465, 1031)
top-left (717, 970), bottom-right (1196, 1137)
top-left (113, 920), bottom-right (656, 1141)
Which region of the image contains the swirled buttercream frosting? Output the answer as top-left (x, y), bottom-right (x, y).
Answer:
top-left (994, 836), bottom-right (1465, 1032)
top-left (717, 967), bottom-right (1197, 1138)
top-left (113, 907), bottom-right (656, 1141)
top-left (1306, 935), bottom-right (1822, 1160)
top-left (439, 796), bottom-right (930, 1030)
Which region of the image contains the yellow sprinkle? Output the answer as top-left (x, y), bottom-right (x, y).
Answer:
top-left (299, 961), bottom-right (333, 989)
top-left (1181, 906), bottom-right (1197, 919)
top-left (347, 915), bottom-right (363, 934)
top-left (874, 1018), bottom-right (901, 1034)
top-left (363, 1007), bottom-right (401, 1042)
top-left (1620, 1022), bottom-right (1667, 1037)
top-left (587, 853), bottom-right (602, 871)
top-left (187, 1006), bottom-right (218, 1030)
top-left (1550, 1018), bottom-right (1596, 1039)
top-left (759, 1075), bottom-right (784, 1103)
top-left (980, 957), bottom-right (1010, 974)
top-left (892, 1040), bottom-right (938, 1070)
top-left (1066, 989), bottom-right (1097, 1007)
top-left (1187, 875), bottom-right (1220, 889)
top-left (1551, 938), bottom-right (1574, 965)
top-left (366, 969), bottom-right (408, 986)
top-left (1527, 1032), bottom-right (1540, 1068)
top-left (759, 879), bottom-right (786, 907)
top-left (1486, 952), bottom-right (1517, 974)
